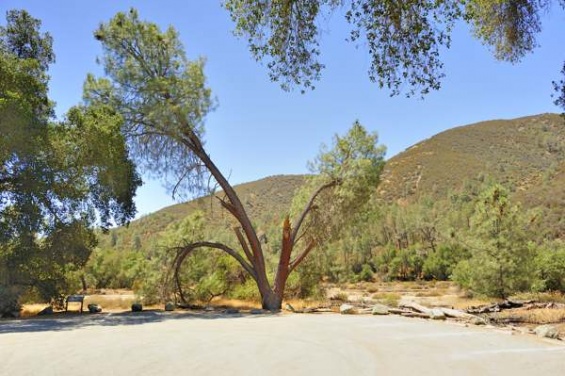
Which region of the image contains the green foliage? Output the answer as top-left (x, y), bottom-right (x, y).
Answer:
top-left (225, 0), bottom-right (460, 96)
top-left (465, 0), bottom-right (547, 63)
top-left (229, 278), bottom-right (261, 301)
top-left (225, 0), bottom-right (560, 98)
top-left (356, 264), bottom-right (374, 282)
top-left (0, 10), bottom-right (140, 304)
top-left (292, 121), bottom-right (386, 245)
top-left (451, 185), bottom-right (538, 298)
top-left (387, 247), bottom-right (425, 281)
top-left (535, 241), bottom-right (565, 292)
top-left (285, 257), bottom-right (325, 299)
top-left (85, 8), bottom-right (214, 198)
top-left (553, 61), bottom-right (565, 111)
top-left (422, 245), bottom-right (468, 280)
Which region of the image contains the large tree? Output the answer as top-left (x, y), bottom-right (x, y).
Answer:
top-left (85, 9), bottom-right (385, 310)
top-left (225, 0), bottom-right (565, 102)
top-left (0, 10), bottom-right (140, 310)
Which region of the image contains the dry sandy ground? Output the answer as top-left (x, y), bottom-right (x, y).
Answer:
top-left (1, 312), bottom-right (564, 375)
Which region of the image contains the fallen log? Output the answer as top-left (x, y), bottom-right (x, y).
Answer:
top-left (357, 308), bottom-right (374, 314)
top-left (438, 308), bottom-right (486, 324)
top-left (439, 308), bottom-right (476, 319)
top-left (466, 300), bottom-right (528, 314)
top-left (399, 302), bottom-right (432, 314)
top-left (388, 308), bottom-right (413, 315)
top-left (401, 312), bottom-right (430, 319)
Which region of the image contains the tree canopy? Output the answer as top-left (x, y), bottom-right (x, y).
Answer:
top-left (86, 9), bottom-right (385, 309)
top-left (0, 10), bottom-right (140, 310)
top-left (85, 9), bottom-right (214, 199)
top-left (225, 0), bottom-right (565, 100)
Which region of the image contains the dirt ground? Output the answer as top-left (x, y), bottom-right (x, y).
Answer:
top-left (19, 281), bottom-right (565, 336)
top-left (1, 311), bottom-right (564, 375)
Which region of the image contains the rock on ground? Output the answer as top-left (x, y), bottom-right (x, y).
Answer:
top-left (371, 304), bottom-right (390, 315)
top-left (165, 302), bottom-right (175, 311)
top-left (340, 304), bottom-right (356, 314)
top-left (534, 325), bottom-right (560, 339)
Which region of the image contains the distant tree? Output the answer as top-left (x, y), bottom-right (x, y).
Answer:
top-left (85, 9), bottom-right (385, 309)
top-left (452, 184), bottom-right (538, 298)
top-left (0, 10), bottom-right (140, 308)
top-left (225, 0), bottom-right (564, 101)
top-left (554, 62), bottom-right (565, 111)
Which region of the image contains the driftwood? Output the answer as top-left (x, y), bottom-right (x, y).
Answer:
top-left (396, 302), bottom-right (484, 323)
top-left (357, 307), bottom-right (374, 314)
top-left (439, 308), bottom-right (476, 319)
top-left (388, 308), bottom-right (413, 315)
top-left (401, 312), bottom-right (430, 319)
top-left (466, 300), bottom-right (530, 314)
top-left (399, 302), bottom-right (432, 315)
top-left (523, 302), bottom-right (565, 310)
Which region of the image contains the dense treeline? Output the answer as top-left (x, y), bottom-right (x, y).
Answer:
top-left (85, 176), bottom-right (565, 304)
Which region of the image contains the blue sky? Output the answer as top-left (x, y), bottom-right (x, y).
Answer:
top-left (2, 1), bottom-right (564, 218)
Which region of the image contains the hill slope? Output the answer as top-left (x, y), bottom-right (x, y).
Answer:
top-left (378, 113), bottom-right (565, 203)
top-left (100, 174), bottom-right (306, 249)
top-left (103, 113), bottom-right (565, 249)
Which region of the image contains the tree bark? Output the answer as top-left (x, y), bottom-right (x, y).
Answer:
top-left (261, 289), bottom-right (283, 311)
top-left (273, 217), bottom-right (292, 297)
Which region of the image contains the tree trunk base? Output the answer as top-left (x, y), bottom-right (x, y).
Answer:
top-left (261, 291), bottom-right (283, 311)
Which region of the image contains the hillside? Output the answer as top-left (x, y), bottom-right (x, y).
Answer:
top-left (378, 113), bottom-right (565, 203)
top-left (102, 113), bottom-right (565, 249)
top-left (99, 174), bottom-right (306, 249)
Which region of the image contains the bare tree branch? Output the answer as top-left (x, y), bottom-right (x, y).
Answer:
top-left (233, 226), bottom-right (254, 264)
top-left (172, 241), bottom-right (257, 282)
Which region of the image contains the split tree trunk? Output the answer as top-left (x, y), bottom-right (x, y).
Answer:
top-left (175, 129), bottom-right (335, 312)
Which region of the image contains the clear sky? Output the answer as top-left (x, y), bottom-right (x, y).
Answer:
top-left (2, 1), bottom-right (564, 218)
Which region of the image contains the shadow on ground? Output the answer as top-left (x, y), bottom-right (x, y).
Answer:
top-left (0, 310), bottom-right (281, 335)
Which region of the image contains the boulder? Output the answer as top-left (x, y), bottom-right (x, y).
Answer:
top-left (284, 303), bottom-right (295, 312)
top-left (37, 306), bottom-right (53, 316)
top-left (340, 304), bottom-right (356, 314)
top-left (164, 302), bottom-right (175, 311)
top-left (224, 308), bottom-right (240, 314)
top-left (534, 325), bottom-right (560, 339)
top-left (430, 309), bottom-right (446, 320)
top-left (131, 303), bottom-right (143, 312)
top-left (371, 304), bottom-right (390, 315)
top-left (469, 316), bottom-right (487, 325)
top-left (87, 304), bottom-right (102, 313)
top-left (250, 309), bottom-right (265, 315)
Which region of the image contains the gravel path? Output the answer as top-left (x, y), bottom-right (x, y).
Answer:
top-left (1, 312), bottom-right (564, 375)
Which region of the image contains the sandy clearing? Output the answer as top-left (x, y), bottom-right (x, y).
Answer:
top-left (1, 312), bottom-right (564, 375)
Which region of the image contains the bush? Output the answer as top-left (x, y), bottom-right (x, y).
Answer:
top-left (422, 245), bottom-right (469, 280)
top-left (535, 244), bottom-right (565, 292)
top-left (229, 278), bottom-right (261, 301)
top-left (355, 263), bottom-right (374, 282)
